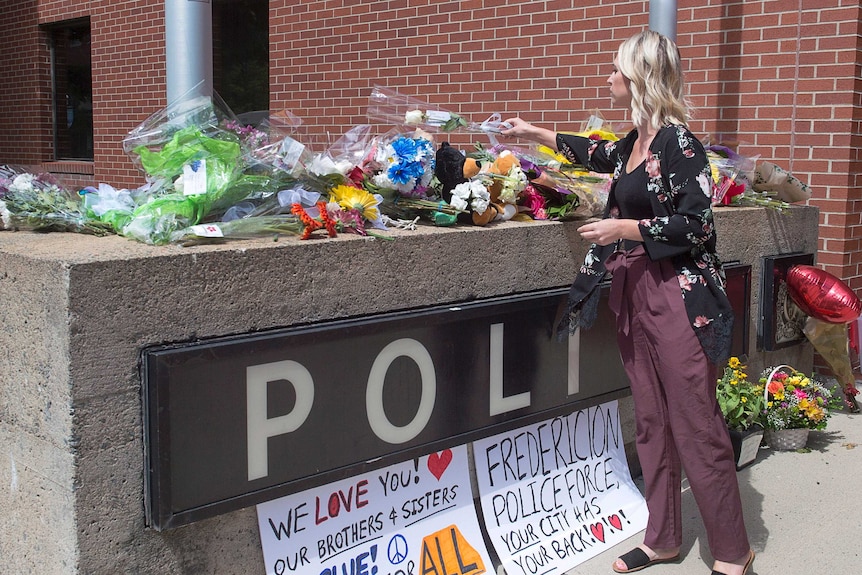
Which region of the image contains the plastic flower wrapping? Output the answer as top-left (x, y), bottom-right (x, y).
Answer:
top-left (706, 139), bottom-right (812, 210)
top-left (367, 85), bottom-right (511, 136)
top-left (0, 165), bottom-right (113, 235)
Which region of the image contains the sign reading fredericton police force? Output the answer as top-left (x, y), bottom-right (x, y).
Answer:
top-left (143, 288), bottom-right (628, 530)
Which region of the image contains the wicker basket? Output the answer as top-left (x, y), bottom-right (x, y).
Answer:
top-left (762, 365), bottom-right (811, 451)
top-left (764, 427), bottom-right (809, 451)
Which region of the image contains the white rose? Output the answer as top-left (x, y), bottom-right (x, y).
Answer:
top-left (10, 173), bottom-right (35, 193)
top-left (450, 182), bottom-right (472, 211)
top-left (0, 200), bottom-right (10, 229)
top-left (308, 154), bottom-right (340, 176)
top-left (372, 173), bottom-right (392, 188)
top-left (395, 179), bottom-right (416, 193)
top-left (450, 194), bottom-right (468, 212)
top-left (404, 110), bottom-right (425, 125)
top-left (334, 159), bottom-right (354, 175)
top-left (471, 185), bottom-right (491, 213)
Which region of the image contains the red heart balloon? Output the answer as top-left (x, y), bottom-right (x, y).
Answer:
top-left (785, 264), bottom-right (862, 323)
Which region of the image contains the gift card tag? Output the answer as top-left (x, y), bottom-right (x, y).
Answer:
top-left (585, 114), bottom-right (605, 132)
top-left (182, 159), bottom-right (207, 196)
top-left (279, 136), bottom-right (306, 170)
top-left (189, 223), bottom-right (224, 238)
top-left (424, 110), bottom-right (452, 126)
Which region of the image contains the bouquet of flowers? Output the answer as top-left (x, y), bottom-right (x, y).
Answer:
top-left (0, 165), bottom-right (113, 235)
top-left (495, 143), bottom-right (609, 220)
top-left (759, 365), bottom-right (839, 431)
top-left (705, 143), bottom-right (791, 211)
top-left (366, 133), bottom-right (436, 197)
top-left (170, 185), bottom-right (393, 245)
top-left (115, 86), bottom-right (315, 244)
top-left (716, 356), bottom-right (764, 431)
top-left (367, 86), bottom-right (510, 136)
top-left (359, 132), bottom-right (464, 226)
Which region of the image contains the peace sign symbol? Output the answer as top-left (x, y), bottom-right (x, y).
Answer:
top-left (388, 534), bottom-right (409, 564)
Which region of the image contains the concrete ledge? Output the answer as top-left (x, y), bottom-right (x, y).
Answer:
top-left (0, 206), bottom-right (818, 574)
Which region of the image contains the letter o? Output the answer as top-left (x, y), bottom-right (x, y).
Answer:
top-left (366, 338), bottom-right (436, 444)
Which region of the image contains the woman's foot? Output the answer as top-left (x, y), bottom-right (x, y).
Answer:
top-left (612, 544), bottom-right (680, 573)
top-left (712, 549), bottom-right (755, 575)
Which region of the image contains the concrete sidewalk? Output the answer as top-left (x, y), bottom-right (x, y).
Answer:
top-left (564, 383), bottom-right (862, 575)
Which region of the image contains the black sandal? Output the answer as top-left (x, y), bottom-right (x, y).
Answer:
top-left (613, 547), bottom-right (681, 573)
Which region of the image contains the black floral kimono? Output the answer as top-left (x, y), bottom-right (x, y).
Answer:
top-left (556, 124), bottom-right (733, 364)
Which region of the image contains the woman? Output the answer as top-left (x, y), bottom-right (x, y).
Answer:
top-left (502, 30), bottom-right (755, 575)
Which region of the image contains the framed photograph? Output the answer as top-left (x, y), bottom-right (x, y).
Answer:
top-left (724, 262), bottom-right (751, 358)
top-left (758, 252), bottom-right (815, 351)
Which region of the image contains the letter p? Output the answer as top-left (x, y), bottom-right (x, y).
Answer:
top-left (247, 360), bottom-right (314, 481)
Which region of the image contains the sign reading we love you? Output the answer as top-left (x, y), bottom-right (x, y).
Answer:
top-left (257, 444), bottom-right (493, 575)
top-left (472, 401), bottom-right (648, 575)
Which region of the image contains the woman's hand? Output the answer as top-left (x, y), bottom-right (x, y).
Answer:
top-left (500, 117), bottom-right (533, 137)
top-left (500, 117), bottom-right (559, 149)
top-left (578, 218), bottom-right (641, 246)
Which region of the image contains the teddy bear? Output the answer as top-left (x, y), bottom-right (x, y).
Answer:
top-left (434, 142), bottom-right (522, 226)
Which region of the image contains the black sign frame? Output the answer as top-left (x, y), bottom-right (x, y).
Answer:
top-left (143, 286), bottom-right (630, 530)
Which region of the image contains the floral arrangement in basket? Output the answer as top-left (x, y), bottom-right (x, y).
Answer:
top-left (716, 356), bottom-right (764, 432)
top-left (759, 365), bottom-right (839, 431)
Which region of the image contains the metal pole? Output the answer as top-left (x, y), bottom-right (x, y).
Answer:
top-left (165, 0), bottom-right (213, 104)
top-left (649, 0), bottom-right (678, 41)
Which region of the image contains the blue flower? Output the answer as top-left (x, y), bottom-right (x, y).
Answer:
top-left (386, 162), bottom-right (413, 184)
top-left (391, 137), bottom-right (419, 161)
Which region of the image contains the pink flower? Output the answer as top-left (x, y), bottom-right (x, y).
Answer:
top-left (679, 273), bottom-right (694, 291)
top-left (520, 186), bottom-right (547, 218)
top-left (646, 154), bottom-right (661, 177)
top-left (694, 315), bottom-right (713, 327)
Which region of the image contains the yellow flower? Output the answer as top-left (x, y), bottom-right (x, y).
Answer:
top-left (728, 357), bottom-right (741, 369)
top-left (331, 185), bottom-right (379, 221)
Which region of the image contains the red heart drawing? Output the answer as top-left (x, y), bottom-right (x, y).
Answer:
top-left (427, 450), bottom-right (453, 480)
top-left (608, 514), bottom-right (623, 531)
top-left (590, 523), bottom-right (605, 543)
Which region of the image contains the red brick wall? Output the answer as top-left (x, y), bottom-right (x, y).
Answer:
top-left (0, 0), bottom-right (53, 167)
top-left (1, 0), bottom-right (861, 295)
top-left (87, 1), bottom-right (166, 188)
top-left (269, 0), bottom-right (862, 287)
top-left (0, 0), bottom-right (165, 189)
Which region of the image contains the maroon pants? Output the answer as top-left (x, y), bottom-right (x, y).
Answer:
top-left (606, 245), bottom-right (750, 561)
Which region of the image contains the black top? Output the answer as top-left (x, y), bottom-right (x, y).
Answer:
top-left (614, 163), bottom-right (654, 220)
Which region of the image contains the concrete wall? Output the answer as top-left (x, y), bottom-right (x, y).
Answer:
top-left (0, 206), bottom-right (818, 574)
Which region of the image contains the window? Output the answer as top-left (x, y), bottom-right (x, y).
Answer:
top-left (49, 20), bottom-right (93, 161)
top-left (213, 0), bottom-right (269, 118)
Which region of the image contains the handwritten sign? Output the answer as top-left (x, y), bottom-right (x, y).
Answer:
top-left (257, 444), bottom-right (493, 575)
top-left (472, 401), bottom-right (648, 575)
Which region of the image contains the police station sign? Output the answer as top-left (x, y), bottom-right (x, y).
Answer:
top-left (143, 287), bottom-right (628, 530)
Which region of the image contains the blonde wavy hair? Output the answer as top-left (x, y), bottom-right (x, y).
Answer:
top-left (616, 30), bottom-right (690, 131)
